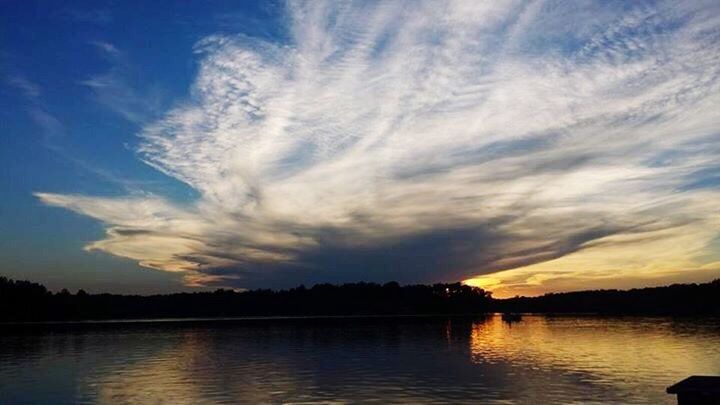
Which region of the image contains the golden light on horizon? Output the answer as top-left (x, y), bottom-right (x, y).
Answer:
top-left (462, 277), bottom-right (503, 295)
top-left (462, 215), bottom-right (720, 298)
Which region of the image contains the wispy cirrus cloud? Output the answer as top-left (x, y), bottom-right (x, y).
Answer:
top-left (80, 41), bottom-right (164, 124)
top-left (39, 0), bottom-right (720, 294)
top-left (5, 74), bottom-right (67, 151)
top-left (4, 71), bottom-right (156, 192)
top-left (6, 75), bottom-right (41, 99)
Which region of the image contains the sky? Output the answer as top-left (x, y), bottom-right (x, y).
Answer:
top-left (1, 0), bottom-right (719, 298)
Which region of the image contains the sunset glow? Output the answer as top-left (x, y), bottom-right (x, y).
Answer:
top-left (4, 1), bottom-right (720, 294)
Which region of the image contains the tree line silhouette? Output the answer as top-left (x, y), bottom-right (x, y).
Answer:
top-left (1, 276), bottom-right (718, 321)
top-left (0, 277), bottom-right (491, 321)
top-left (495, 279), bottom-right (720, 316)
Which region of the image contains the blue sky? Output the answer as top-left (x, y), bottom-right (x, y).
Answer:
top-left (2, 1), bottom-right (720, 297)
top-left (0, 0), bottom-right (281, 292)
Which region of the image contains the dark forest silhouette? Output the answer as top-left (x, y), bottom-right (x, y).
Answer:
top-left (496, 279), bottom-right (720, 316)
top-left (1, 276), bottom-right (718, 322)
top-left (0, 277), bottom-right (491, 321)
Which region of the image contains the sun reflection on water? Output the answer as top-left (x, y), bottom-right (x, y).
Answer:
top-left (469, 315), bottom-right (720, 394)
top-left (1, 317), bottom-right (719, 404)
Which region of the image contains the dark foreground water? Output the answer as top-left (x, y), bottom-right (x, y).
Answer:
top-left (1, 315), bottom-right (719, 404)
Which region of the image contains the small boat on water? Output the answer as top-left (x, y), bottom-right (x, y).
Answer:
top-left (501, 313), bottom-right (522, 323)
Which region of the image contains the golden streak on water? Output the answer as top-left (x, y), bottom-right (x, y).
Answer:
top-left (468, 316), bottom-right (719, 392)
top-left (2, 316), bottom-right (719, 403)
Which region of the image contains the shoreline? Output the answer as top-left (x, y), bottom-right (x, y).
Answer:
top-left (3, 312), bottom-right (719, 328)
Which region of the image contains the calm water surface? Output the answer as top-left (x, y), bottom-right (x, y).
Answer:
top-left (1, 315), bottom-right (719, 404)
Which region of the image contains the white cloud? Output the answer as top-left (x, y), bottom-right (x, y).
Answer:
top-left (6, 75), bottom-right (41, 99)
top-left (40, 0), bottom-right (720, 291)
top-left (79, 41), bottom-right (164, 124)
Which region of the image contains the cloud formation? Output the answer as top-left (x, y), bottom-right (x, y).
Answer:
top-left (38, 0), bottom-right (720, 294)
top-left (80, 41), bottom-right (164, 124)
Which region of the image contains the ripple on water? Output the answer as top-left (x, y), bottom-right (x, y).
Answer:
top-left (1, 315), bottom-right (719, 404)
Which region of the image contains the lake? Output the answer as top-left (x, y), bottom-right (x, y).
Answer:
top-left (1, 315), bottom-right (719, 404)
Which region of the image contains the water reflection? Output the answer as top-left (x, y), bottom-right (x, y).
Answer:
top-left (468, 316), bottom-right (720, 403)
top-left (1, 316), bottom-right (719, 404)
